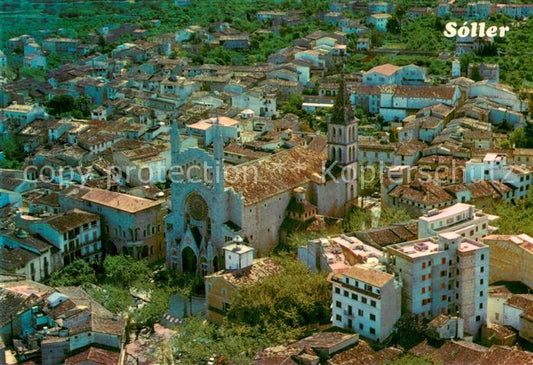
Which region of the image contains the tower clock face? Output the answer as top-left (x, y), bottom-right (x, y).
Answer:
top-left (185, 193), bottom-right (209, 220)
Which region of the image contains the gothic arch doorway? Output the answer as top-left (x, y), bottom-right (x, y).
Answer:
top-left (182, 246), bottom-right (197, 273)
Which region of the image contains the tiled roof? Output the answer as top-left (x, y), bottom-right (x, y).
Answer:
top-left (389, 181), bottom-right (455, 205)
top-left (353, 221), bottom-right (418, 249)
top-left (0, 247), bottom-right (39, 271)
top-left (335, 265), bottom-right (393, 288)
top-left (206, 257), bottom-right (282, 287)
top-left (44, 209), bottom-right (98, 233)
top-left (329, 340), bottom-right (402, 365)
top-left (366, 63), bottom-right (400, 76)
top-left (395, 139), bottom-right (427, 156)
top-left (54, 286), bottom-right (125, 336)
top-left (225, 146), bottom-right (325, 205)
top-left (80, 188), bottom-right (163, 213)
top-left (395, 85), bottom-right (458, 100)
top-left (64, 346), bottom-right (121, 365)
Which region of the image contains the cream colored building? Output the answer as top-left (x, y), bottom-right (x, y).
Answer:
top-left (483, 234), bottom-right (533, 289)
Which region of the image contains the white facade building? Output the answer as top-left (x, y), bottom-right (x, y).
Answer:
top-left (330, 263), bottom-right (401, 342)
top-left (418, 203), bottom-right (495, 242)
top-left (387, 232), bottom-right (490, 336)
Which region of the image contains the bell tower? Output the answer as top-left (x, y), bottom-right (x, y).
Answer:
top-left (327, 71), bottom-right (359, 209)
top-left (328, 73), bottom-right (358, 168)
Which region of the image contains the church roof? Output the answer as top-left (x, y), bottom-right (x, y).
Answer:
top-left (225, 146), bottom-right (325, 206)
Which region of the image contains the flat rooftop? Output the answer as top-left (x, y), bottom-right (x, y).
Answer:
top-left (420, 203), bottom-right (474, 223)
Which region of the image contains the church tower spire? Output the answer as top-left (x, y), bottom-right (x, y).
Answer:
top-left (327, 71), bottom-right (359, 167)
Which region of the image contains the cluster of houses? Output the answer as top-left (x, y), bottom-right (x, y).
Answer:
top-left (438, 0), bottom-right (533, 20)
top-left (0, 276), bottom-right (126, 365)
top-left (204, 199), bottom-right (533, 362)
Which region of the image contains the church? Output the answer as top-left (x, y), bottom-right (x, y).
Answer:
top-left (165, 79), bottom-right (359, 274)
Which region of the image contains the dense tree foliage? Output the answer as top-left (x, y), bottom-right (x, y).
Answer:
top-left (228, 257), bottom-right (331, 330)
top-left (170, 257), bottom-right (331, 364)
top-left (48, 259), bottom-right (97, 286)
top-left (46, 95), bottom-right (92, 118)
top-left (487, 191), bottom-right (533, 237)
top-left (172, 317), bottom-right (271, 364)
top-left (380, 207), bottom-right (412, 226)
top-left (103, 254), bottom-right (151, 289)
top-left (511, 122), bottom-right (533, 148)
top-left (46, 255), bottom-right (184, 333)
top-left (0, 137), bottom-right (25, 169)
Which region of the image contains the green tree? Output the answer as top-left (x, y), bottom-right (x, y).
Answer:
top-left (281, 94), bottom-right (304, 115)
top-left (87, 284), bottom-right (134, 314)
top-left (387, 15), bottom-right (401, 34)
top-left (470, 65), bottom-right (482, 82)
top-left (343, 206), bottom-right (372, 232)
top-left (134, 287), bottom-right (171, 333)
top-left (48, 259), bottom-right (97, 286)
top-left (511, 127), bottom-right (527, 148)
top-left (0, 137), bottom-right (25, 165)
top-left (227, 257), bottom-right (331, 331)
top-left (379, 208), bottom-right (411, 226)
top-left (46, 95), bottom-right (77, 117)
top-left (103, 255), bottom-right (150, 289)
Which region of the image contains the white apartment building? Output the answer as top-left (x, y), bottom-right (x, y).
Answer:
top-left (27, 209), bottom-right (102, 267)
top-left (465, 153), bottom-right (533, 200)
top-left (330, 263), bottom-right (401, 342)
top-left (387, 232), bottom-right (490, 336)
top-left (418, 203), bottom-right (496, 242)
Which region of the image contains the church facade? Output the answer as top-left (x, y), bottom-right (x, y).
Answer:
top-left (166, 83), bottom-right (358, 274)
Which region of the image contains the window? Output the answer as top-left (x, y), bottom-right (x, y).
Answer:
top-left (476, 315), bottom-right (481, 322)
top-left (480, 266), bottom-right (484, 273)
top-left (480, 291), bottom-right (484, 297)
top-left (370, 327), bottom-right (376, 335)
top-left (442, 295), bottom-right (447, 301)
top-left (358, 309), bottom-right (364, 316)
top-left (344, 290), bottom-right (349, 297)
top-left (480, 279), bottom-right (484, 285)
top-left (479, 303), bottom-right (483, 309)
top-left (422, 274), bottom-right (426, 281)
top-left (422, 262), bottom-right (426, 269)
top-left (422, 287), bottom-right (426, 294)
top-left (336, 301), bottom-right (342, 308)
top-left (359, 323), bottom-right (364, 330)
top-left (370, 300), bottom-right (376, 307)
top-left (335, 287), bottom-right (341, 294)
top-left (441, 283), bottom-right (446, 290)
top-left (361, 297), bottom-right (367, 304)
top-left (370, 314), bottom-right (376, 321)
top-left (351, 293), bottom-right (358, 301)
top-left (441, 258), bottom-right (446, 265)
top-left (336, 314), bottom-right (342, 321)
top-left (440, 270), bottom-right (447, 277)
